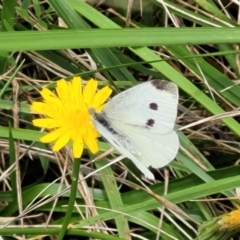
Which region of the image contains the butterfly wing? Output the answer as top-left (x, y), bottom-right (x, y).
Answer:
top-left (103, 80), bottom-right (178, 134)
top-left (92, 117), bottom-right (179, 179)
top-left (91, 116), bottom-right (155, 179)
top-left (91, 79), bottom-right (179, 179)
top-left (116, 123), bottom-right (179, 169)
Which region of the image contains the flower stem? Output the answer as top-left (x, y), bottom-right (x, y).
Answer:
top-left (57, 159), bottom-right (81, 240)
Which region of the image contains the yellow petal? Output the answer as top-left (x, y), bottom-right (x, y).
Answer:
top-left (86, 137), bottom-right (98, 154)
top-left (56, 79), bottom-right (68, 99)
top-left (92, 86), bottom-right (112, 110)
top-left (31, 102), bottom-right (45, 113)
top-left (84, 129), bottom-right (99, 153)
top-left (31, 102), bottom-right (58, 118)
top-left (83, 79), bottom-right (98, 106)
top-left (73, 135), bottom-right (83, 158)
top-left (40, 128), bottom-right (67, 142)
top-left (53, 133), bottom-right (70, 151)
top-left (72, 77), bottom-right (82, 104)
top-left (41, 88), bottom-right (57, 101)
top-left (89, 128), bottom-right (100, 139)
top-left (33, 118), bottom-right (61, 128)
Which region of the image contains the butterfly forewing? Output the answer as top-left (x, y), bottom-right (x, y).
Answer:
top-left (103, 80), bottom-right (178, 134)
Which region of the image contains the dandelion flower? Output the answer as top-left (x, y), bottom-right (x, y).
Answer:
top-left (218, 209), bottom-right (240, 230)
top-left (31, 77), bottom-right (112, 158)
top-left (197, 209), bottom-right (240, 239)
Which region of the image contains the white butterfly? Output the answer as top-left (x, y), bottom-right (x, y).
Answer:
top-left (90, 80), bottom-right (179, 179)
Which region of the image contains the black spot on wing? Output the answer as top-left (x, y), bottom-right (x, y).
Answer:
top-left (149, 102), bottom-right (158, 110)
top-left (151, 80), bottom-right (178, 96)
top-left (151, 79), bottom-right (169, 90)
top-left (146, 119), bottom-right (155, 127)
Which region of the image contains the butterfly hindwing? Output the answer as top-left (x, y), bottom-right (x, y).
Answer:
top-left (120, 124), bottom-right (179, 168)
top-left (106, 120), bottom-right (179, 168)
top-left (91, 115), bottom-right (155, 179)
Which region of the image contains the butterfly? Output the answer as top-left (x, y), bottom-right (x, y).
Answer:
top-left (90, 80), bottom-right (179, 179)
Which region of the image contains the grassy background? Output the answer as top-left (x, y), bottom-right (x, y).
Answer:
top-left (0, 0), bottom-right (240, 239)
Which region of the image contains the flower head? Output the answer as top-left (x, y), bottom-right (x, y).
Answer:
top-left (197, 209), bottom-right (240, 239)
top-left (218, 209), bottom-right (240, 230)
top-left (31, 77), bottom-right (112, 158)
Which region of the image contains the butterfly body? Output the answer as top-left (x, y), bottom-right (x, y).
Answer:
top-left (91, 80), bottom-right (179, 179)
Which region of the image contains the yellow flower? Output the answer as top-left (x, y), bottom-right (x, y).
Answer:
top-left (31, 77), bottom-right (112, 158)
top-left (218, 209), bottom-right (240, 230)
top-left (197, 209), bottom-right (240, 239)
